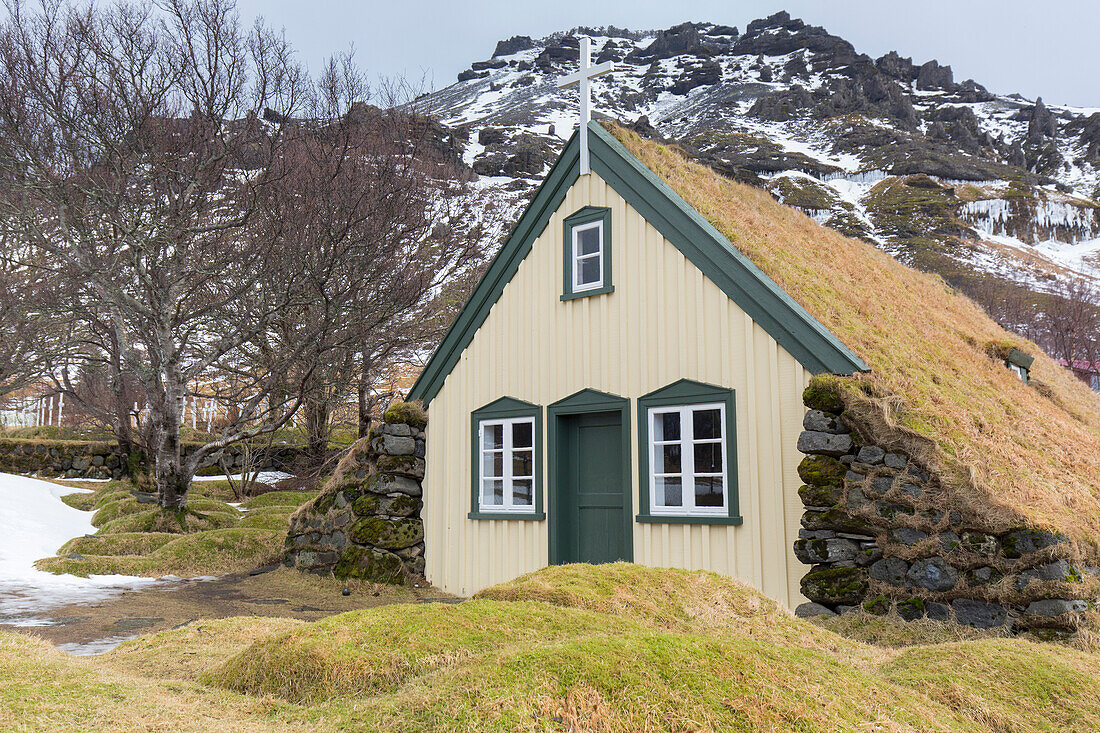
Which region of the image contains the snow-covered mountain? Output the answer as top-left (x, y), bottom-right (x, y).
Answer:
top-left (421, 12), bottom-right (1100, 303)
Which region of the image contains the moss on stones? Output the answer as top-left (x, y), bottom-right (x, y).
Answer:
top-left (800, 566), bottom-right (868, 605)
top-left (802, 381), bottom-right (845, 414)
top-left (797, 454), bottom-right (847, 489)
top-left (798, 482), bottom-right (843, 508)
top-left (862, 594), bottom-right (891, 615)
top-left (348, 517), bottom-right (424, 550)
top-left (382, 402), bottom-right (427, 429)
top-left (333, 545), bottom-right (406, 583)
top-left (352, 494), bottom-right (381, 516)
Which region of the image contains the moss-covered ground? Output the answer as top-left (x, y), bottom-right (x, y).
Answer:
top-left (2, 565), bottom-right (1098, 731)
top-left (36, 479), bottom-right (317, 578)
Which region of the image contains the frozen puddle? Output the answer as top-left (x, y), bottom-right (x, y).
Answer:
top-left (56, 635), bottom-right (138, 656)
top-left (0, 473), bottom-right (162, 632)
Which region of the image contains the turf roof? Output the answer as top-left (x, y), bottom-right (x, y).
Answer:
top-left (606, 122), bottom-right (1100, 547)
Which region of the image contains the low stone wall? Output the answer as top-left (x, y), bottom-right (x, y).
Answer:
top-left (0, 438), bottom-right (305, 480)
top-left (794, 387), bottom-right (1098, 633)
top-left (283, 404), bottom-right (426, 585)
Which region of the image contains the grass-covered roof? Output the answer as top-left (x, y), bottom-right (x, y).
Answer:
top-left (605, 122), bottom-right (1100, 548)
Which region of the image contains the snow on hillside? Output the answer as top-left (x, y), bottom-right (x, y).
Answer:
top-left (418, 13), bottom-right (1100, 295)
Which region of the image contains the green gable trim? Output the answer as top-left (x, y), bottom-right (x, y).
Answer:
top-left (407, 131), bottom-right (582, 404)
top-left (408, 122), bottom-right (867, 405)
top-left (547, 389), bottom-right (633, 565)
top-left (561, 206), bottom-right (614, 301)
top-left (636, 379), bottom-right (742, 526)
top-left (469, 396), bottom-right (545, 521)
top-left (588, 123), bottom-right (868, 377)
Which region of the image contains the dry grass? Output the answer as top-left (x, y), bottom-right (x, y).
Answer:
top-left (3, 565), bottom-right (1099, 731)
top-left (608, 123), bottom-right (1100, 547)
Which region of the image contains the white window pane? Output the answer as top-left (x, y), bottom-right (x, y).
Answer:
top-left (693, 408), bottom-right (722, 440)
top-left (512, 479), bottom-right (533, 506)
top-left (655, 476), bottom-right (682, 507)
top-left (693, 442), bottom-right (722, 474)
top-left (512, 420), bottom-right (532, 448)
top-left (512, 449), bottom-right (533, 478)
top-left (577, 225), bottom-right (600, 255)
top-left (657, 443), bottom-right (681, 473)
top-left (482, 423), bottom-right (503, 450)
top-left (653, 411), bottom-right (680, 441)
top-left (482, 479), bottom-right (504, 506)
top-left (482, 451), bottom-right (503, 478)
top-left (694, 476), bottom-right (724, 507)
top-left (576, 255), bottom-right (601, 286)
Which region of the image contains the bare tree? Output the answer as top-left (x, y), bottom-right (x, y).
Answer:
top-left (1040, 276), bottom-right (1100, 366)
top-left (0, 235), bottom-right (55, 399)
top-left (0, 0), bottom-right (311, 507)
top-left (0, 0), bottom-right (482, 508)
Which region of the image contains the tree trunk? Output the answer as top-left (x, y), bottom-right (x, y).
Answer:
top-left (154, 368), bottom-right (191, 510)
top-left (358, 349), bottom-right (372, 438)
top-left (304, 396), bottom-right (330, 463)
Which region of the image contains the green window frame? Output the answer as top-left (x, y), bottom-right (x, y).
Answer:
top-left (561, 206), bottom-right (614, 301)
top-left (636, 379), bottom-right (742, 525)
top-left (469, 396), bottom-right (545, 520)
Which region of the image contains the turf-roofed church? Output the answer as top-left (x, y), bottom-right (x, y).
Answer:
top-left (408, 43), bottom-right (867, 606)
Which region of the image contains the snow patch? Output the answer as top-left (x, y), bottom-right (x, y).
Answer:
top-left (0, 473), bottom-right (160, 622)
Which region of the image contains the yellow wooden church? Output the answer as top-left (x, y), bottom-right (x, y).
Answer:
top-left (408, 115), bottom-right (868, 608)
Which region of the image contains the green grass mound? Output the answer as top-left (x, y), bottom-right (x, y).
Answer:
top-left (97, 507), bottom-right (239, 535)
top-left (351, 630), bottom-right (967, 732)
top-left (107, 617), bottom-right (307, 681)
top-left (58, 532), bottom-right (178, 557)
top-left (59, 491), bottom-right (102, 511)
top-left (474, 563), bottom-right (846, 649)
top-left (204, 600), bottom-right (648, 702)
top-left (882, 638), bottom-right (1100, 730)
top-left (240, 491), bottom-right (316, 510)
top-left (37, 528), bottom-right (283, 577)
top-left (90, 496), bottom-right (149, 527)
top-left (237, 507), bottom-right (296, 531)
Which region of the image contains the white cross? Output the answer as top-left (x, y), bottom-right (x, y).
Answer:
top-left (557, 37), bottom-right (613, 175)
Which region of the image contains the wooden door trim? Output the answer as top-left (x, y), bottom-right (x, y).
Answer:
top-left (547, 389), bottom-right (633, 565)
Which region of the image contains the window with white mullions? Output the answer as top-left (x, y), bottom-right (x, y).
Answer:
top-left (572, 220), bottom-right (604, 291)
top-left (479, 417), bottom-right (535, 512)
top-left (648, 403), bottom-right (727, 515)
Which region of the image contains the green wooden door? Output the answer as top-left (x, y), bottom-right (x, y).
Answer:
top-left (555, 410), bottom-right (630, 564)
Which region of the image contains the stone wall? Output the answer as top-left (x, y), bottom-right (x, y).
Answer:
top-left (0, 438), bottom-right (304, 480)
top-left (794, 387), bottom-right (1098, 634)
top-left (283, 403), bottom-right (427, 584)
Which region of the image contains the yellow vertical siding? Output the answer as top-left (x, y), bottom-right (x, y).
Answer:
top-left (422, 171), bottom-right (812, 609)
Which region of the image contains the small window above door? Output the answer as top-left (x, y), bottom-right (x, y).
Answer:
top-left (562, 206), bottom-right (614, 300)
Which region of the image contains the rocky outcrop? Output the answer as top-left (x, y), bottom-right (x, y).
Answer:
top-left (794, 385), bottom-right (1097, 634)
top-left (493, 35), bottom-right (534, 58)
top-left (283, 403), bottom-right (427, 584)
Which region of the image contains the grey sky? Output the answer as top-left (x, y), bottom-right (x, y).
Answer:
top-left (234, 1), bottom-right (1100, 109)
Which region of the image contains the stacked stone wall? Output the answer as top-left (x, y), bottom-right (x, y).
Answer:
top-left (0, 438), bottom-right (303, 480)
top-left (795, 387), bottom-right (1098, 634)
top-left (283, 404), bottom-right (427, 584)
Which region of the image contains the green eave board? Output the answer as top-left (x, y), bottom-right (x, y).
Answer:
top-left (408, 122), bottom-right (869, 405)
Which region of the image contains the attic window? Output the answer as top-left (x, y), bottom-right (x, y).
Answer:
top-left (1004, 348), bottom-right (1034, 384)
top-left (561, 206), bottom-right (613, 300)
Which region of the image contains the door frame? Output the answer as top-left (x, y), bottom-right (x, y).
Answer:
top-left (547, 388), bottom-right (633, 565)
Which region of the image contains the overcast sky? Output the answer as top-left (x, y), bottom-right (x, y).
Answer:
top-left (234, 0), bottom-right (1100, 109)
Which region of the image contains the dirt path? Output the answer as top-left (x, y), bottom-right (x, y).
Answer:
top-left (1, 567), bottom-right (456, 654)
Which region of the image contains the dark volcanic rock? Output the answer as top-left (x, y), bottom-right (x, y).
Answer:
top-left (1027, 97), bottom-right (1058, 142)
top-left (876, 51), bottom-right (915, 82)
top-left (628, 22), bottom-right (707, 61)
top-left (916, 60), bottom-right (955, 91)
top-left (493, 35), bottom-right (534, 57)
top-left (669, 60), bottom-right (721, 95)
